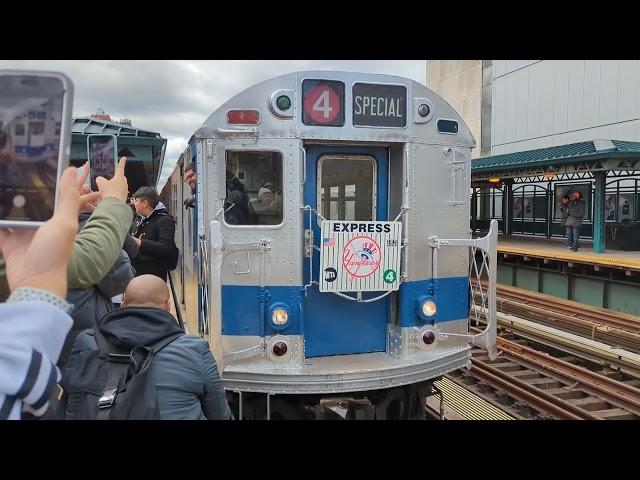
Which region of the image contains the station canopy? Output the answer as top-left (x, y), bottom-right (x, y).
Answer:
top-left (472, 140), bottom-right (640, 182)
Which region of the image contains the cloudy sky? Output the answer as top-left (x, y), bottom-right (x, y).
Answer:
top-left (0, 60), bottom-right (426, 188)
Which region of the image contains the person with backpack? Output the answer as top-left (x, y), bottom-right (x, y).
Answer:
top-left (129, 187), bottom-right (178, 280)
top-left (59, 274), bottom-right (232, 420)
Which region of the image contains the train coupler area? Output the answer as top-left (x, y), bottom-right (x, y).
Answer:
top-left (228, 380), bottom-right (438, 420)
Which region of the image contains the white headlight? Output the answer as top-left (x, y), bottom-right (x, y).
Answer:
top-left (272, 308), bottom-right (289, 326)
top-left (421, 300), bottom-right (437, 317)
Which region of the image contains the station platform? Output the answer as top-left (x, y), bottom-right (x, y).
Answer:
top-left (498, 236), bottom-right (640, 272)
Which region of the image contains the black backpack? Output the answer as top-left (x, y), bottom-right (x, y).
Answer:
top-left (58, 329), bottom-right (183, 420)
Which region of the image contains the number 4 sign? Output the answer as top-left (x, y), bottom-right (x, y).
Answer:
top-left (302, 79), bottom-right (345, 127)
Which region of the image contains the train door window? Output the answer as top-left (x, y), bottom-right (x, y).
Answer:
top-left (15, 124), bottom-right (25, 136)
top-left (318, 155), bottom-right (376, 221)
top-left (224, 151), bottom-right (283, 226)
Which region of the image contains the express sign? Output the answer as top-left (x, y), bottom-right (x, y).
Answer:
top-left (320, 220), bottom-right (402, 293)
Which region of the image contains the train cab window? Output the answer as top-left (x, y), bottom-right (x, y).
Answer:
top-left (224, 151), bottom-right (283, 226)
top-left (318, 155), bottom-right (376, 221)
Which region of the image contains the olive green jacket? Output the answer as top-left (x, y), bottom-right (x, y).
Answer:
top-left (0, 198), bottom-right (133, 301)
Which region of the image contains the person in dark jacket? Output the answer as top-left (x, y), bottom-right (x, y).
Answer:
top-left (59, 211), bottom-right (136, 366)
top-left (224, 170), bottom-right (258, 225)
top-left (129, 186), bottom-right (176, 280)
top-left (566, 191), bottom-right (585, 252)
top-left (63, 274), bottom-right (232, 420)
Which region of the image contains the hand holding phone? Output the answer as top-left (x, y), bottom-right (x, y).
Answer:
top-left (0, 166), bottom-right (79, 298)
top-left (96, 156), bottom-right (128, 202)
top-left (0, 70), bottom-right (74, 228)
top-left (87, 134), bottom-right (117, 191)
top-left (75, 163), bottom-right (100, 213)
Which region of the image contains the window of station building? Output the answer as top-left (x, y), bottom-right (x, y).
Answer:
top-left (618, 194), bottom-right (635, 221)
top-left (318, 155), bottom-right (375, 221)
top-left (476, 187), bottom-right (503, 220)
top-left (513, 185), bottom-right (548, 221)
top-left (606, 179), bottom-right (638, 223)
top-left (224, 151), bottom-right (283, 226)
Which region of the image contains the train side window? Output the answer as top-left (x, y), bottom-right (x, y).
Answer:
top-left (318, 155), bottom-right (376, 221)
top-left (224, 151), bottom-right (283, 226)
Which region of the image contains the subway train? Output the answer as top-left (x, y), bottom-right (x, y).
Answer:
top-left (160, 70), bottom-right (497, 419)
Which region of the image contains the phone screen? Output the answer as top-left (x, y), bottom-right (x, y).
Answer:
top-left (0, 75), bottom-right (65, 222)
top-left (88, 135), bottom-right (116, 191)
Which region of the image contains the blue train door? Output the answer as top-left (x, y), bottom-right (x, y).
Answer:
top-left (303, 145), bottom-right (390, 357)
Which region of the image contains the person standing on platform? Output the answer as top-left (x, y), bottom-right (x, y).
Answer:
top-left (566, 191), bottom-right (585, 252)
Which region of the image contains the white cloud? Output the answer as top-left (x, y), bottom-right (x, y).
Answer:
top-left (1, 60), bottom-right (426, 190)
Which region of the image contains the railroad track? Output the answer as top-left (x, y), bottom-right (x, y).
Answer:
top-left (474, 282), bottom-right (640, 353)
top-left (447, 328), bottom-right (640, 420)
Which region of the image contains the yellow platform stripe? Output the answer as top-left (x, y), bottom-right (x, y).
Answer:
top-left (435, 377), bottom-right (514, 420)
top-left (498, 245), bottom-right (640, 270)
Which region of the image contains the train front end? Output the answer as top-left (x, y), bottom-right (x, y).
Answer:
top-left (194, 71), bottom-right (497, 418)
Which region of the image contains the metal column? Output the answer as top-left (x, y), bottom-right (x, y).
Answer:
top-left (505, 180), bottom-right (513, 236)
top-left (593, 171), bottom-right (606, 253)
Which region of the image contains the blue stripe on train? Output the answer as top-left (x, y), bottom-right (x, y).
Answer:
top-left (221, 277), bottom-right (469, 336)
top-left (398, 277), bottom-right (470, 328)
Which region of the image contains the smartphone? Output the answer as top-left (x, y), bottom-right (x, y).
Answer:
top-left (87, 134), bottom-right (117, 191)
top-left (0, 70), bottom-right (74, 228)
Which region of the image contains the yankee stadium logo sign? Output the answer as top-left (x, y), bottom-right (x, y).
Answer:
top-left (342, 236), bottom-right (382, 278)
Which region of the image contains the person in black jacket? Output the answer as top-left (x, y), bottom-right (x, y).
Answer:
top-left (129, 186), bottom-right (176, 280)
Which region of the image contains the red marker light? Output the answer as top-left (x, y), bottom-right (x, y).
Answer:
top-left (272, 341), bottom-right (288, 357)
top-left (422, 331), bottom-right (436, 345)
top-left (227, 110), bottom-right (260, 125)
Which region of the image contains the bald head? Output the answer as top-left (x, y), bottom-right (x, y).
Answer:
top-left (123, 275), bottom-right (170, 311)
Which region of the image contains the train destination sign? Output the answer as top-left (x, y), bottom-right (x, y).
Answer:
top-left (352, 83), bottom-right (406, 128)
top-left (320, 220), bottom-right (402, 293)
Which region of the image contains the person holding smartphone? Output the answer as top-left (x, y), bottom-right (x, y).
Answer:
top-left (129, 186), bottom-right (177, 281)
top-left (1, 158), bottom-right (133, 303)
top-left (0, 167), bottom-right (79, 420)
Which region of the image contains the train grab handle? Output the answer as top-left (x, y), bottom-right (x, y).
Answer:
top-left (427, 219), bottom-right (498, 360)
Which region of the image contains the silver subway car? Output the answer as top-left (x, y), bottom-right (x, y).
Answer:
top-left (161, 71), bottom-right (498, 419)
